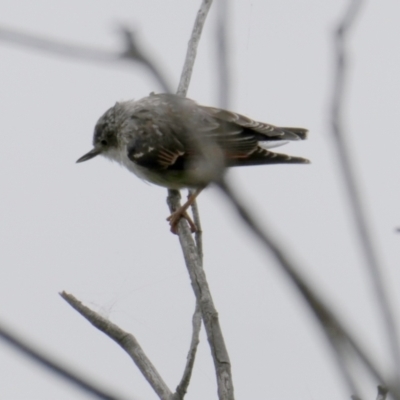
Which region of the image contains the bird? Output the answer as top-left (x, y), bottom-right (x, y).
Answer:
top-left (77, 93), bottom-right (309, 233)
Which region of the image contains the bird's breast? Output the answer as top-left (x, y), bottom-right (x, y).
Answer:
top-left (103, 147), bottom-right (197, 189)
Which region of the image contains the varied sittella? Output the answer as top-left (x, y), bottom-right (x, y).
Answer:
top-left (77, 93), bottom-right (309, 233)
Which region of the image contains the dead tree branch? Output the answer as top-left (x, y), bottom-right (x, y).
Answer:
top-left (176, 0), bottom-right (213, 97)
top-left (167, 191), bottom-right (234, 400)
top-left (0, 25), bottom-right (171, 93)
top-left (173, 303), bottom-right (202, 399)
top-left (216, 179), bottom-right (400, 397)
top-left (331, 0), bottom-right (400, 378)
top-left (60, 292), bottom-right (172, 400)
top-left (216, 0), bottom-right (230, 109)
top-left (0, 320), bottom-right (124, 400)
top-left (166, 1), bottom-right (235, 399)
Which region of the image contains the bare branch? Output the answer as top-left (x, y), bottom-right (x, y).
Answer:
top-left (167, 190), bottom-right (234, 400)
top-left (174, 302), bottom-right (202, 399)
top-left (176, 0), bottom-right (214, 97)
top-left (0, 25), bottom-right (171, 93)
top-left (167, 3), bottom-right (235, 398)
top-left (333, 345), bottom-right (361, 398)
top-left (174, 0), bottom-right (214, 257)
top-left (331, 0), bottom-right (400, 377)
top-left (189, 194), bottom-right (204, 262)
top-left (216, 179), bottom-right (398, 396)
top-left (215, 0), bottom-right (230, 109)
top-left (60, 292), bottom-right (172, 400)
top-left (0, 25), bottom-right (116, 62)
top-left (120, 28), bottom-right (172, 94)
top-left (0, 321), bottom-right (124, 400)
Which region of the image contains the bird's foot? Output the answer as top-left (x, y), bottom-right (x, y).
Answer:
top-left (167, 209), bottom-right (197, 234)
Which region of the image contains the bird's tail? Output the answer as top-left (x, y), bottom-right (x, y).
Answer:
top-left (280, 127), bottom-right (308, 140)
top-left (228, 147), bottom-right (310, 167)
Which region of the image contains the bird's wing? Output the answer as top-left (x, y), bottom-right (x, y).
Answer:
top-left (126, 119), bottom-right (186, 170)
top-left (192, 105), bottom-right (307, 161)
top-left (126, 97), bottom-right (309, 170)
top-left (201, 106), bottom-right (308, 140)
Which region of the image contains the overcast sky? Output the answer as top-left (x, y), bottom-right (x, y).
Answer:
top-left (1, 1), bottom-right (400, 399)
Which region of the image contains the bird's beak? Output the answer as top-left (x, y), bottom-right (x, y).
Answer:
top-left (76, 146), bottom-right (102, 163)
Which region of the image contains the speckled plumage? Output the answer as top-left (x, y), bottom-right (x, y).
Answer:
top-left (77, 93), bottom-right (309, 189)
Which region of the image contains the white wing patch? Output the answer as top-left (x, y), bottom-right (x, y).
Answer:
top-left (258, 141), bottom-right (289, 150)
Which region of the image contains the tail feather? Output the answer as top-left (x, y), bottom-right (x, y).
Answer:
top-left (228, 147), bottom-right (310, 167)
top-left (280, 127), bottom-right (308, 140)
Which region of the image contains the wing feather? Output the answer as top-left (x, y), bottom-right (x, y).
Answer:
top-left (125, 94), bottom-right (308, 171)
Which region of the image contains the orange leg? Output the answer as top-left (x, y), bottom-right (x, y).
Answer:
top-left (167, 188), bottom-right (204, 234)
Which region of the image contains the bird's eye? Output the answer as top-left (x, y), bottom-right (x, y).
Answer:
top-left (101, 140), bottom-right (108, 146)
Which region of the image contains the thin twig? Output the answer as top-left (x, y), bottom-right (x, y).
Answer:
top-left (332, 344), bottom-right (361, 398)
top-left (216, 0), bottom-right (230, 109)
top-left (0, 25), bottom-right (171, 93)
top-left (120, 28), bottom-right (173, 94)
top-left (0, 26), bottom-right (115, 61)
top-left (176, 0), bottom-right (213, 260)
top-left (189, 195), bottom-right (203, 262)
top-left (0, 321), bottom-right (124, 400)
top-left (173, 302), bottom-right (202, 399)
top-left (60, 292), bottom-right (172, 400)
top-left (331, 0), bottom-right (400, 378)
top-left (176, 0), bottom-right (214, 97)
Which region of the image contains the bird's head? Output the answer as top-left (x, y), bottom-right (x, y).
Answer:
top-left (76, 105), bottom-right (120, 163)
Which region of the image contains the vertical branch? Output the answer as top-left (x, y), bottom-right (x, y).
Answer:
top-left (168, 1), bottom-right (235, 399)
top-left (174, 0), bottom-right (214, 253)
top-left (331, 0), bottom-right (400, 377)
top-left (174, 303), bottom-right (202, 399)
top-left (216, 0), bottom-right (230, 109)
top-left (188, 193), bottom-right (204, 262)
top-left (176, 0), bottom-right (214, 97)
top-left (167, 191), bottom-right (235, 400)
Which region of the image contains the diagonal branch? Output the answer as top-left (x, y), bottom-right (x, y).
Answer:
top-left (0, 25), bottom-right (171, 93)
top-left (120, 28), bottom-right (172, 94)
top-left (0, 26), bottom-right (115, 62)
top-left (60, 292), bottom-right (172, 400)
top-left (217, 178), bottom-right (400, 398)
top-left (331, 0), bottom-right (400, 378)
top-left (0, 320), bottom-right (124, 400)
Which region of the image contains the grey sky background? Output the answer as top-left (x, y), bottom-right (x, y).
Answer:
top-left (1, 0), bottom-right (400, 399)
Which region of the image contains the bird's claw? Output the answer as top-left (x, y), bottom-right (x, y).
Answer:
top-left (167, 210), bottom-right (197, 234)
